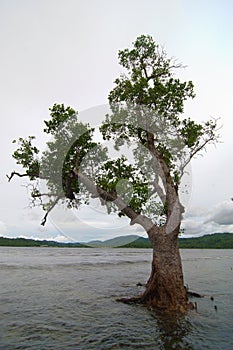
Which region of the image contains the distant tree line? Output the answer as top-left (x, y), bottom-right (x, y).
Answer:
top-left (1, 233), bottom-right (233, 248)
top-left (0, 237), bottom-right (86, 247)
top-left (120, 233), bottom-right (233, 249)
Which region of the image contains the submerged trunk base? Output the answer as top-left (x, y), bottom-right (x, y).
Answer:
top-left (116, 229), bottom-right (196, 313)
top-left (138, 276), bottom-right (190, 313)
top-left (116, 292), bottom-right (195, 313)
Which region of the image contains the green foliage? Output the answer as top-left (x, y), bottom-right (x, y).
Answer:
top-left (106, 34), bottom-right (218, 158)
top-left (42, 109), bottom-right (109, 209)
top-left (44, 104), bottom-right (76, 134)
top-left (12, 136), bottom-right (40, 180)
top-left (11, 104), bottom-right (108, 212)
top-left (180, 119), bottom-right (203, 147)
top-left (109, 35), bottom-right (195, 121)
top-left (97, 155), bottom-right (149, 214)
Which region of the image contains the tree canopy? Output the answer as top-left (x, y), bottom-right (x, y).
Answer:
top-left (9, 34), bottom-right (219, 234)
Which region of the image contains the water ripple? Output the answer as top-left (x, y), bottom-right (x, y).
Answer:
top-left (0, 248), bottom-right (233, 349)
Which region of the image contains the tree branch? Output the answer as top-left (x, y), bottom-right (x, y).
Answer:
top-left (146, 132), bottom-right (181, 223)
top-left (41, 196), bottom-right (62, 226)
top-left (74, 169), bottom-right (155, 234)
top-left (7, 171), bottom-right (28, 182)
top-left (180, 137), bottom-right (215, 177)
top-left (7, 170), bottom-right (49, 182)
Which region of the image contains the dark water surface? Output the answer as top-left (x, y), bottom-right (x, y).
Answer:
top-left (0, 247), bottom-right (233, 349)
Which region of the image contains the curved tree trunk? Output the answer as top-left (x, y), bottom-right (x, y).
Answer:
top-left (78, 171), bottom-right (190, 312)
top-left (141, 226), bottom-right (189, 312)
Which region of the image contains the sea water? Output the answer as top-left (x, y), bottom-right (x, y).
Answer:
top-left (0, 247), bottom-right (233, 350)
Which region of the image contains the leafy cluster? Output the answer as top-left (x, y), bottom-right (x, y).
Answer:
top-left (41, 107), bottom-right (109, 209)
top-left (11, 105), bottom-right (108, 213)
top-left (12, 136), bottom-right (40, 180)
top-left (109, 35), bottom-right (195, 121)
top-left (96, 156), bottom-right (148, 214)
top-left (44, 104), bottom-right (76, 134)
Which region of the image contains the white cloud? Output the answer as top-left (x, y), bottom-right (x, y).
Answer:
top-left (204, 201), bottom-right (233, 225)
top-left (16, 233), bottom-right (70, 243)
top-left (182, 200), bottom-right (233, 237)
top-left (181, 218), bottom-right (204, 237)
top-left (47, 234), bottom-right (71, 243)
top-left (184, 206), bottom-right (207, 218)
top-left (0, 221), bottom-right (7, 236)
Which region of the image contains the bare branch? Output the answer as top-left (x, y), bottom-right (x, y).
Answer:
top-left (31, 193), bottom-right (49, 198)
top-left (7, 171), bottom-right (28, 182)
top-left (41, 196), bottom-right (62, 226)
top-left (181, 139), bottom-right (212, 176)
top-left (181, 135), bottom-right (219, 177)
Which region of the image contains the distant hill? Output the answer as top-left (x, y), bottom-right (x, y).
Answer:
top-left (0, 236), bottom-right (88, 248)
top-left (120, 233), bottom-right (233, 249)
top-left (86, 235), bottom-right (139, 247)
top-left (119, 236), bottom-right (151, 248)
top-left (179, 233), bottom-right (233, 249)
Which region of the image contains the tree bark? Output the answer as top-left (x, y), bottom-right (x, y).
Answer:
top-left (141, 225), bottom-right (189, 312)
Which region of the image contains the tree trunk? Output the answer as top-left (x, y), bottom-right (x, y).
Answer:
top-left (141, 226), bottom-right (189, 312)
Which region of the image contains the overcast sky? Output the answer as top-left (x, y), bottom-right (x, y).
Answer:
top-left (0, 0), bottom-right (233, 242)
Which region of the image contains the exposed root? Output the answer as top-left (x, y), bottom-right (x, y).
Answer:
top-left (116, 295), bottom-right (193, 314)
top-left (116, 296), bottom-right (143, 305)
top-left (116, 285), bottom-right (204, 313)
top-left (187, 290), bottom-right (204, 298)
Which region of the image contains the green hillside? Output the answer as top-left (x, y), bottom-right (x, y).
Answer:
top-left (179, 233), bottom-right (233, 249)
top-left (119, 237), bottom-right (152, 248)
top-left (120, 233), bottom-right (233, 249)
top-left (0, 236), bottom-right (87, 248)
